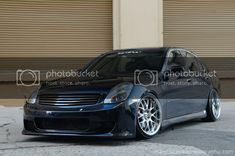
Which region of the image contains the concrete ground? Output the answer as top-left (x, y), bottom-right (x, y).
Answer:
top-left (0, 102), bottom-right (235, 156)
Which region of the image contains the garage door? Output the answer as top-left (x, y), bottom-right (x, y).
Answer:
top-left (163, 0), bottom-right (235, 98)
top-left (163, 0), bottom-right (235, 57)
top-left (0, 0), bottom-right (112, 58)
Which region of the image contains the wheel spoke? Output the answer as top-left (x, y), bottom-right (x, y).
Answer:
top-left (145, 99), bottom-right (149, 109)
top-left (142, 99), bottom-right (147, 109)
top-left (139, 106), bottom-right (144, 110)
top-left (151, 119), bottom-right (159, 125)
top-left (212, 105), bottom-right (216, 112)
top-left (139, 102), bottom-right (145, 110)
top-left (152, 115), bottom-right (160, 122)
top-left (140, 121), bottom-right (146, 130)
top-left (150, 101), bottom-right (156, 111)
top-left (149, 101), bottom-right (153, 110)
top-left (138, 114), bottom-right (143, 119)
top-left (211, 98), bottom-right (215, 105)
top-left (150, 121), bottom-right (155, 131)
top-left (152, 110), bottom-right (159, 116)
top-left (146, 121), bottom-right (150, 131)
top-left (144, 121), bottom-right (148, 130)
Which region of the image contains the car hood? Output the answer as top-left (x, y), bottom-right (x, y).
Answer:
top-left (39, 75), bottom-right (133, 95)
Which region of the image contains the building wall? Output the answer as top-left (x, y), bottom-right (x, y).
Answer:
top-left (113, 0), bottom-right (163, 49)
top-left (163, 0), bottom-right (235, 98)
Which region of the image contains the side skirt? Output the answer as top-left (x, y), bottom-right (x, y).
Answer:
top-left (162, 110), bottom-right (207, 128)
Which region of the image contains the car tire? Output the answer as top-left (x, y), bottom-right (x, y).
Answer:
top-left (136, 93), bottom-right (162, 139)
top-left (203, 89), bottom-right (221, 122)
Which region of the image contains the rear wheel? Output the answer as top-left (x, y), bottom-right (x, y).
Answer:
top-left (136, 93), bottom-right (162, 139)
top-left (203, 89), bottom-right (221, 122)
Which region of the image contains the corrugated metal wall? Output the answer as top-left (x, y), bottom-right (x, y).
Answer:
top-left (0, 0), bottom-right (113, 105)
top-left (0, 0), bottom-right (112, 58)
top-left (163, 0), bottom-right (235, 57)
top-left (163, 0), bottom-right (235, 98)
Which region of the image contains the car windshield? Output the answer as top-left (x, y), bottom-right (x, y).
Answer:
top-left (86, 50), bottom-right (165, 76)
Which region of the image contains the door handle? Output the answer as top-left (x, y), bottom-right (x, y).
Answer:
top-left (187, 79), bottom-right (192, 83)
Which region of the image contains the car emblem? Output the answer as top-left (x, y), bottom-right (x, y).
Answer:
top-left (46, 111), bottom-right (52, 115)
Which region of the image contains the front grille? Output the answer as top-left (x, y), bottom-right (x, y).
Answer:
top-left (34, 117), bottom-right (115, 133)
top-left (35, 118), bottom-right (90, 131)
top-left (38, 93), bottom-right (101, 106)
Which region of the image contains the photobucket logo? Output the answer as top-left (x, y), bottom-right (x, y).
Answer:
top-left (134, 69), bottom-right (158, 86)
top-left (16, 69), bottom-right (40, 86)
top-left (46, 69), bottom-right (99, 79)
top-left (164, 70), bottom-right (217, 79)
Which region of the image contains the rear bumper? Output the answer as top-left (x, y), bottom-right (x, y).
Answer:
top-left (23, 102), bottom-right (137, 138)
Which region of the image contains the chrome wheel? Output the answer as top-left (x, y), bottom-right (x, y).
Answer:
top-left (211, 90), bottom-right (221, 119)
top-left (137, 95), bottom-right (162, 136)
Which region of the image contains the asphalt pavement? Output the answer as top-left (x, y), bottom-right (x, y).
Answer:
top-left (0, 102), bottom-right (235, 156)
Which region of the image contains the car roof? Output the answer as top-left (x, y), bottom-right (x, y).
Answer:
top-left (105, 47), bottom-right (198, 58)
top-left (109, 47), bottom-right (169, 53)
top-left (104, 47), bottom-right (169, 56)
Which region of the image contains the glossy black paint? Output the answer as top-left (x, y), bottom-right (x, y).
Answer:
top-left (23, 47), bottom-right (220, 138)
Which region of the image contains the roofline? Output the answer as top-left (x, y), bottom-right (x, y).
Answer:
top-left (103, 47), bottom-right (198, 58)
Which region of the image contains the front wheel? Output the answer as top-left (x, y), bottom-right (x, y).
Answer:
top-left (203, 89), bottom-right (221, 122)
top-left (136, 93), bottom-right (162, 139)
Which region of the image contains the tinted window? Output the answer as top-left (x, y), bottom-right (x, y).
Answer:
top-left (186, 53), bottom-right (202, 71)
top-left (195, 58), bottom-right (204, 71)
top-left (87, 50), bottom-right (164, 75)
top-left (166, 50), bottom-right (187, 71)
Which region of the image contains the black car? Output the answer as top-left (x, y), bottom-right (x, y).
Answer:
top-left (23, 47), bottom-right (221, 139)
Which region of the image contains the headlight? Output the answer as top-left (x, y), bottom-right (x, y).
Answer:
top-left (26, 89), bottom-right (38, 104)
top-left (104, 82), bottom-right (133, 103)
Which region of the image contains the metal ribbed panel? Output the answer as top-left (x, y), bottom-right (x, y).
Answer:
top-left (39, 93), bottom-right (101, 106)
top-left (163, 0), bottom-right (235, 57)
top-left (0, 0), bottom-right (112, 57)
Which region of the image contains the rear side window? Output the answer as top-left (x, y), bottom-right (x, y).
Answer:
top-left (166, 50), bottom-right (186, 71)
top-left (186, 52), bottom-right (203, 72)
top-left (195, 58), bottom-right (205, 72)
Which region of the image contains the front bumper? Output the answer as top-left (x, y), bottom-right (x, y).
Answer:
top-left (23, 102), bottom-right (137, 138)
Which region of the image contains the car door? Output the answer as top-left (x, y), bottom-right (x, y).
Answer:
top-left (162, 49), bottom-right (195, 118)
top-left (185, 52), bottom-right (210, 113)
